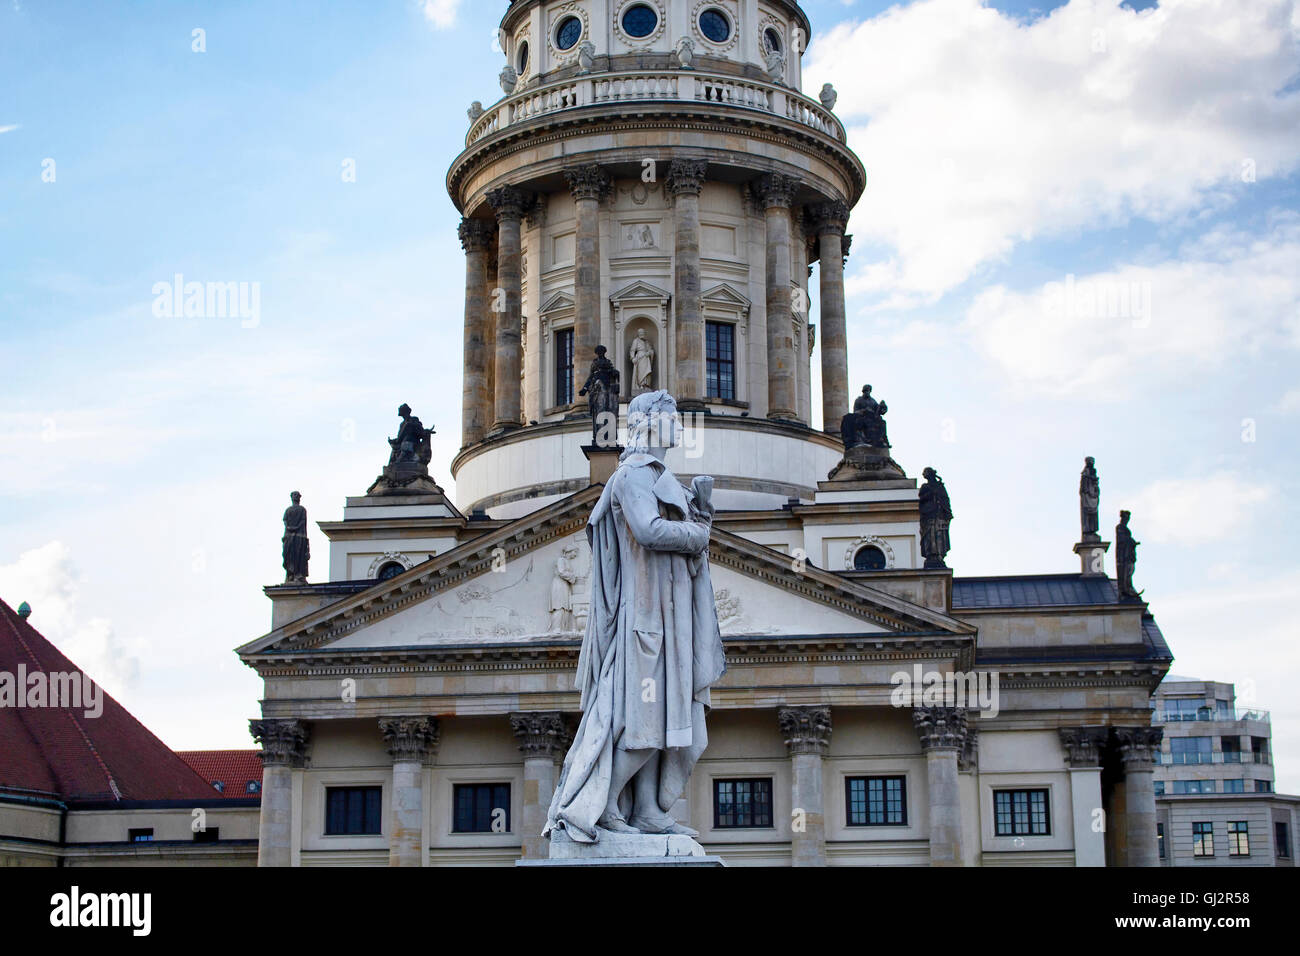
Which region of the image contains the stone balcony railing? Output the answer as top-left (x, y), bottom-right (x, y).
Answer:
top-left (466, 69), bottom-right (845, 147)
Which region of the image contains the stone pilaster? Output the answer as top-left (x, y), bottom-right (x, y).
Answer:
top-left (378, 716), bottom-right (439, 867)
top-left (913, 706), bottom-right (967, 866)
top-left (563, 166), bottom-right (610, 405)
top-left (1059, 727), bottom-right (1107, 866)
top-left (509, 711), bottom-right (568, 860)
top-left (1116, 726), bottom-right (1164, 867)
top-left (811, 200), bottom-right (850, 435)
top-left (249, 718), bottom-right (309, 867)
top-left (488, 186), bottom-right (528, 432)
top-left (459, 217), bottom-right (496, 447)
top-left (667, 159), bottom-right (707, 408)
top-left (778, 705), bottom-right (831, 867)
top-left (755, 173), bottom-right (800, 421)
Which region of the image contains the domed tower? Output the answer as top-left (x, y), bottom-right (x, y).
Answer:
top-left (448, 0), bottom-right (864, 518)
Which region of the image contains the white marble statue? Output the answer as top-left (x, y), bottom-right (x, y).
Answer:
top-left (548, 544), bottom-right (579, 632)
top-left (629, 329), bottom-right (655, 392)
top-left (675, 36), bottom-right (695, 70)
top-left (544, 390), bottom-right (725, 843)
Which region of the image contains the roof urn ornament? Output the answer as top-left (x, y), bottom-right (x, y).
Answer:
top-left (576, 40), bottom-right (596, 75)
top-left (819, 83), bottom-right (838, 111)
top-left (919, 468), bottom-right (953, 570)
top-left (675, 37), bottom-right (695, 70)
top-left (467, 101), bottom-right (484, 123)
top-left (764, 49), bottom-right (785, 84)
top-left (499, 64), bottom-right (518, 95)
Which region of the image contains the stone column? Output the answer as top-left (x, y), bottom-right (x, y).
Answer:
top-left (914, 706), bottom-right (967, 866)
top-left (778, 705), bottom-right (831, 867)
top-left (488, 186), bottom-right (528, 432)
top-left (811, 200), bottom-right (849, 434)
top-left (509, 711), bottom-right (568, 860)
top-left (249, 718), bottom-right (309, 868)
top-left (667, 160), bottom-right (707, 408)
top-left (1059, 727), bottom-right (1107, 867)
top-left (378, 716), bottom-right (439, 867)
top-left (755, 173), bottom-right (800, 421)
top-left (459, 217), bottom-right (495, 447)
top-left (563, 166), bottom-right (609, 405)
top-left (1117, 726), bottom-right (1164, 867)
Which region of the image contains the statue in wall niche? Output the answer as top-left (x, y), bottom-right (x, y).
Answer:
top-left (629, 328), bottom-right (655, 392)
top-left (578, 345), bottom-right (621, 446)
top-left (1079, 456), bottom-right (1100, 542)
top-left (819, 83), bottom-right (838, 111)
top-left (577, 41), bottom-right (596, 75)
top-left (387, 403), bottom-right (433, 468)
top-left (675, 37), bottom-right (695, 70)
top-left (499, 65), bottom-right (518, 95)
top-left (918, 468), bottom-right (952, 570)
top-left (548, 544), bottom-right (580, 632)
top-left (281, 491), bottom-right (309, 584)
top-left (544, 390), bottom-right (725, 845)
top-left (841, 384), bottom-right (890, 449)
top-left (1116, 510), bottom-right (1142, 600)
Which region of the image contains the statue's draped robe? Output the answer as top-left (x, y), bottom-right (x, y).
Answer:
top-left (544, 453), bottom-right (726, 842)
top-left (282, 505), bottom-right (310, 578)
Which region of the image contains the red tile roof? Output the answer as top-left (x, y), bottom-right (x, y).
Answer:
top-left (0, 598), bottom-right (217, 804)
top-left (177, 750), bottom-right (264, 798)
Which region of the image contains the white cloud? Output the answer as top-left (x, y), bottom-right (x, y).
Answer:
top-left (1120, 473), bottom-right (1274, 546)
top-left (963, 219), bottom-right (1300, 397)
top-left (804, 0), bottom-right (1300, 303)
top-left (0, 542), bottom-right (141, 698)
top-left (1274, 388), bottom-right (1300, 413)
top-left (419, 0), bottom-right (460, 30)
top-left (0, 124), bottom-right (19, 135)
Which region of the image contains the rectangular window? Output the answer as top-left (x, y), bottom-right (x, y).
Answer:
top-left (713, 778), bottom-right (773, 829)
top-left (1255, 779), bottom-right (1272, 793)
top-left (1157, 822), bottom-right (1165, 859)
top-left (1192, 821), bottom-right (1214, 857)
top-left (1228, 821), bottom-right (1249, 857)
top-left (1222, 778), bottom-right (1245, 793)
top-left (846, 776), bottom-right (907, 827)
top-left (1275, 821), bottom-right (1291, 859)
top-left (1153, 780), bottom-right (1165, 795)
top-left (128, 828), bottom-right (154, 843)
top-left (1172, 779), bottom-right (1215, 795)
top-left (994, 789), bottom-right (1050, 836)
top-left (1170, 737), bottom-right (1212, 764)
top-left (325, 786), bottom-right (382, 836)
top-left (554, 328), bottom-right (574, 407)
top-left (1221, 737), bottom-right (1241, 762)
top-left (453, 783), bottom-right (511, 833)
top-left (705, 321), bottom-right (735, 401)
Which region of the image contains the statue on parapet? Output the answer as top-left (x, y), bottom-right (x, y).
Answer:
top-left (1116, 510), bottom-right (1142, 600)
top-left (919, 468), bottom-right (952, 569)
top-left (1080, 457), bottom-right (1100, 541)
top-left (579, 345), bottom-right (621, 447)
top-left (367, 403), bottom-right (444, 497)
top-left (387, 403), bottom-right (433, 468)
top-left (281, 491), bottom-right (309, 584)
top-left (842, 384), bottom-right (890, 449)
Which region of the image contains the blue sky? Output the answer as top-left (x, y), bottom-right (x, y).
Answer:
top-left (2, 0), bottom-right (1299, 791)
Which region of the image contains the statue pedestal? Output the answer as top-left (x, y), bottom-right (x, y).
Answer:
top-left (582, 444), bottom-right (623, 485)
top-left (826, 443), bottom-right (906, 482)
top-left (1074, 539), bottom-right (1110, 577)
top-left (515, 827), bottom-right (726, 867)
top-left (366, 462), bottom-right (445, 497)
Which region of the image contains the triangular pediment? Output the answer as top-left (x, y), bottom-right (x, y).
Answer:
top-left (238, 487), bottom-right (972, 660)
top-left (609, 280), bottom-right (670, 303)
top-left (701, 282), bottom-right (750, 309)
top-left (540, 290), bottom-right (576, 314)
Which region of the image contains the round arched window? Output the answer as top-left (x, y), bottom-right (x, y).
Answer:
top-left (853, 545), bottom-right (886, 571)
top-left (763, 27), bottom-right (782, 54)
top-left (555, 15), bottom-right (583, 50)
top-left (699, 8), bottom-right (731, 43)
top-left (377, 561), bottom-right (405, 581)
top-left (517, 40), bottom-right (529, 74)
top-left (621, 4), bottom-right (658, 38)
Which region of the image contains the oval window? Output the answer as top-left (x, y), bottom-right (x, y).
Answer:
top-left (763, 27), bottom-right (782, 54)
top-left (621, 4), bottom-right (658, 38)
top-left (699, 8), bottom-right (731, 43)
top-left (853, 546), bottom-right (886, 571)
top-left (377, 561), bottom-right (405, 581)
top-left (556, 15), bottom-right (583, 50)
top-left (517, 40), bottom-right (529, 74)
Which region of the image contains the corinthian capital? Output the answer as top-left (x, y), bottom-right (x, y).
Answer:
top-left (753, 172), bottom-right (800, 209)
top-left (378, 715), bottom-right (440, 764)
top-left (458, 217), bottom-right (496, 252)
top-left (509, 711), bottom-right (568, 757)
top-left (1115, 726), bottom-right (1163, 772)
top-left (562, 165), bottom-right (611, 202)
top-left (249, 718), bottom-right (310, 768)
top-left (913, 706), bottom-right (968, 752)
top-left (810, 200), bottom-right (850, 236)
top-left (666, 159), bottom-right (708, 197)
top-left (778, 705), bottom-right (832, 756)
top-left (487, 185), bottom-right (531, 221)
top-left (1058, 726), bottom-right (1107, 768)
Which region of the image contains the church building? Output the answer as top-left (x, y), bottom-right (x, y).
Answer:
top-left (237, 0), bottom-right (1172, 866)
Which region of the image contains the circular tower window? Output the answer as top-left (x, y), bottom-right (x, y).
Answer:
top-left (376, 561), bottom-right (405, 581)
top-left (699, 8), bottom-right (731, 43)
top-left (853, 546), bottom-right (887, 571)
top-left (621, 4), bottom-right (658, 38)
top-left (555, 15), bottom-right (583, 50)
top-left (517, 40), bottom-right (529, 74)
top-left (763, 27), bottom-right (782, 54)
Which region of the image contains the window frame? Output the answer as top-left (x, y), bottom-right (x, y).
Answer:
top-left (554, 326), bottom-right (575, 408)
top-left (712, 777), bottom-right (774, 830)
top-left (845, 774), bottom-right (908, 827)
top-left (324, 785), bottom-right (384, 837)
top-left (1192, 821), bottom-right (1214, 857)
top-left (452, 782), bottom-right (513, 834)
top-left (993, 788), bottom-right (1051, 837)
top-left (1227, 821), bottom-right (1250, 857)
top-left (1275, 821), bottom-right (1291, 859)
top-left (704, 320), bottom-right (736, 401)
